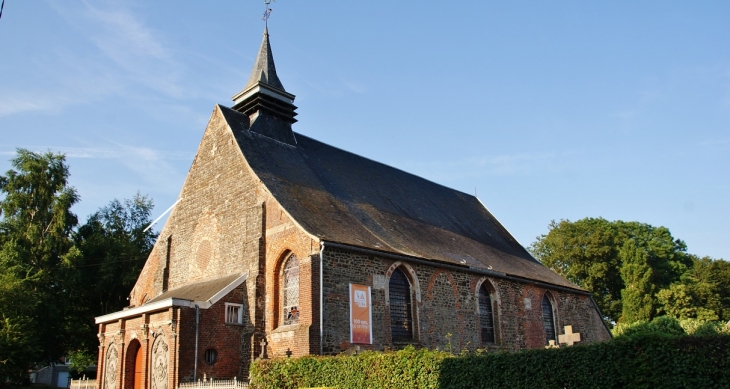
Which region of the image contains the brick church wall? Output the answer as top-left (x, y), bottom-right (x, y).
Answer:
top-left (319, 247), bottom-right (610, 354)
top-left (129, 106), bottom-right (265, 319)
top-left (261, 192), bottom-right (318, 359)
top-left (176, 283), bottom-right (253, 381)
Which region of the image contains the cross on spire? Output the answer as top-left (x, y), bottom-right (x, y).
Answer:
top-left (262, 0), bottom-right (274, 28)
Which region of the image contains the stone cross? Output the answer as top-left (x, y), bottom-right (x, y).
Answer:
top-left (558, 325), bottom-right (581, 346)
top-left (545, 339), bottom-right (559, 349)
top-left (259, 338), bottom-right (268, 359)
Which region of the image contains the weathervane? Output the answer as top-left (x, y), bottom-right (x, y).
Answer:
top-left (262, 0), bottom-right (274, 28)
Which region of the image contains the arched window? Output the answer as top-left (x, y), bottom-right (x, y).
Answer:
top-left (478, 284), bottom-right (495, 344)
top-left (389, 268), bottom-right (413, 342)
top-left (282, 254), bottom-right (299, 325)
top-left (542, 294), bottom-right (556, 345)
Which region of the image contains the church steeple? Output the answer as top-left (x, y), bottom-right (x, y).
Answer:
top-left (232, 27), bottom-right (297, 145)
top-left (243, 27), bottom-right (285, 91)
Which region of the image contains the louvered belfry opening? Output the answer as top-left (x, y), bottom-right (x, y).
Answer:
top-left (389, 268), bottom-right (413, 342)
top-left (479, 284), bottom-right (495, 344)
top-left (542, 294), bottom-right (556, 344)
top-left (282, 254), bottom-right (300, 325)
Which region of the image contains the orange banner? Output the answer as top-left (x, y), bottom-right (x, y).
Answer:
top-left (349, 284), bottom-right (372, 344)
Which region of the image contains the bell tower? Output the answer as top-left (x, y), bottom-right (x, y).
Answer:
top-left (232, 27), bottom-right (298, 145)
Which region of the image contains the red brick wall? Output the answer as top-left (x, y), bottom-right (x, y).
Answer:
top-left (261, 192), bottom-right (318, 359)
top-left (176, 284), bottom-right (253, 381)
top-left (97, 309), bottom-right (180, 389)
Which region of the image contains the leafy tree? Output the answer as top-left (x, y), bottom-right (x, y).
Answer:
top-left (70, 194), bottom-right (157, 355)
top-left (0, 272), bottom-right (40, 385)
top-left (67, 350), bottom-right (96, 375)
top-left (529, 218), bottom-right (624, 323)
top-left (0, 150), bottom-right (158, 378)
top-left (656, 283), bottom-right (720, 321)
top-left (620, 239), bottom-right (657, 322)
top-left (74, 194), bottom-right (156, 315)
top-left (530, 217), bottom-right (690, 323)
top-left (0, 149), bottom-right (81, 378)
top-left (657, 256), bottom-right (727, 321)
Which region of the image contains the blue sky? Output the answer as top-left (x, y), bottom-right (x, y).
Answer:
top-left (1, 1), bottom-right (728, 260)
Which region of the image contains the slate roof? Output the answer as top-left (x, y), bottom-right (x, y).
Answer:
top-left (148, 273), bottom-right (243, 304)
top-left (219, 106), bottom-right (581, 290)
top-left (244, 27), bottom-right (285, 91)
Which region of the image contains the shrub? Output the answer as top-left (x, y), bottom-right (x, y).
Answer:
top-left (250, 335), bottom-right (730, 389)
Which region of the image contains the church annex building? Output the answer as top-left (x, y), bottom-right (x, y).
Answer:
top-left (94, 27), bottom-right (611, 389)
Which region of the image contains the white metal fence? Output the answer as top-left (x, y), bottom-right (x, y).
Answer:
top-left (70, 378), bottom-right (97, 389)
top-left (67, 376), bottom-right (247, 389)
top-left (179, 378), bottom-right (248, 389)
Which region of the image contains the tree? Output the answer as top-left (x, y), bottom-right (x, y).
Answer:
top-left (530, 217), bottom-right (690, 323)
top-left (0, 149), bottom-right (81, 378)
top-left (74, 194), bottom-right (156, 315)
top-left (0, 272), bottom-right (40, 385)
top-left (656, 256), bottom-right (726, 321)
top-left (619, 239), bottom-right (656, 322)
top-left (529, 218), bottom-right (624, 323)
top-left (70, 194), bottom-right (157, 356)
top-left (708, 258), bottom-right (730, 321)
top-left (0, 150), bottom-right (159, 377)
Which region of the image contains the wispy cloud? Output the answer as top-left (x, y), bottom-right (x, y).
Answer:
top-left (110, 143), bottom-right (192, 193)
top-left (0, 143), bottom-right (194, 195)
top-left (0, 99), bottom-right (51, 117)
top-left (0, 145), bottom-right (193, 161)
top-left (340, 78), bottom-right (368, 94)
top-left (0, 1), bottom-right (194, 117)
top-left (698, 138), bottom-right (730, 148)
top-left (68, 1), bottom-right (187, 98)
top-left (79, 3), bottom-right (186, 98)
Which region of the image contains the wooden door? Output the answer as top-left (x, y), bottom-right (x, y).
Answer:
top-left (133, 344), bottom-right (143, 389)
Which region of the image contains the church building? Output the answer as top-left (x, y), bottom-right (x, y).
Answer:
top-left (94, 26), bottom-right (611, 389)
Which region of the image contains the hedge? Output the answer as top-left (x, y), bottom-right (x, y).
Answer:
top-left (249, 335), bottom-right (730, 389)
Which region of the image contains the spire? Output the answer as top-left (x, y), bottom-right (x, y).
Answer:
top-left (244, 27), bottom-right (285, 91)
top-left (232, 27), bottom-right (298, 145)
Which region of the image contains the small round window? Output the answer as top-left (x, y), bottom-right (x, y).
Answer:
top-left (204, 349), bottom-right (217, 365)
